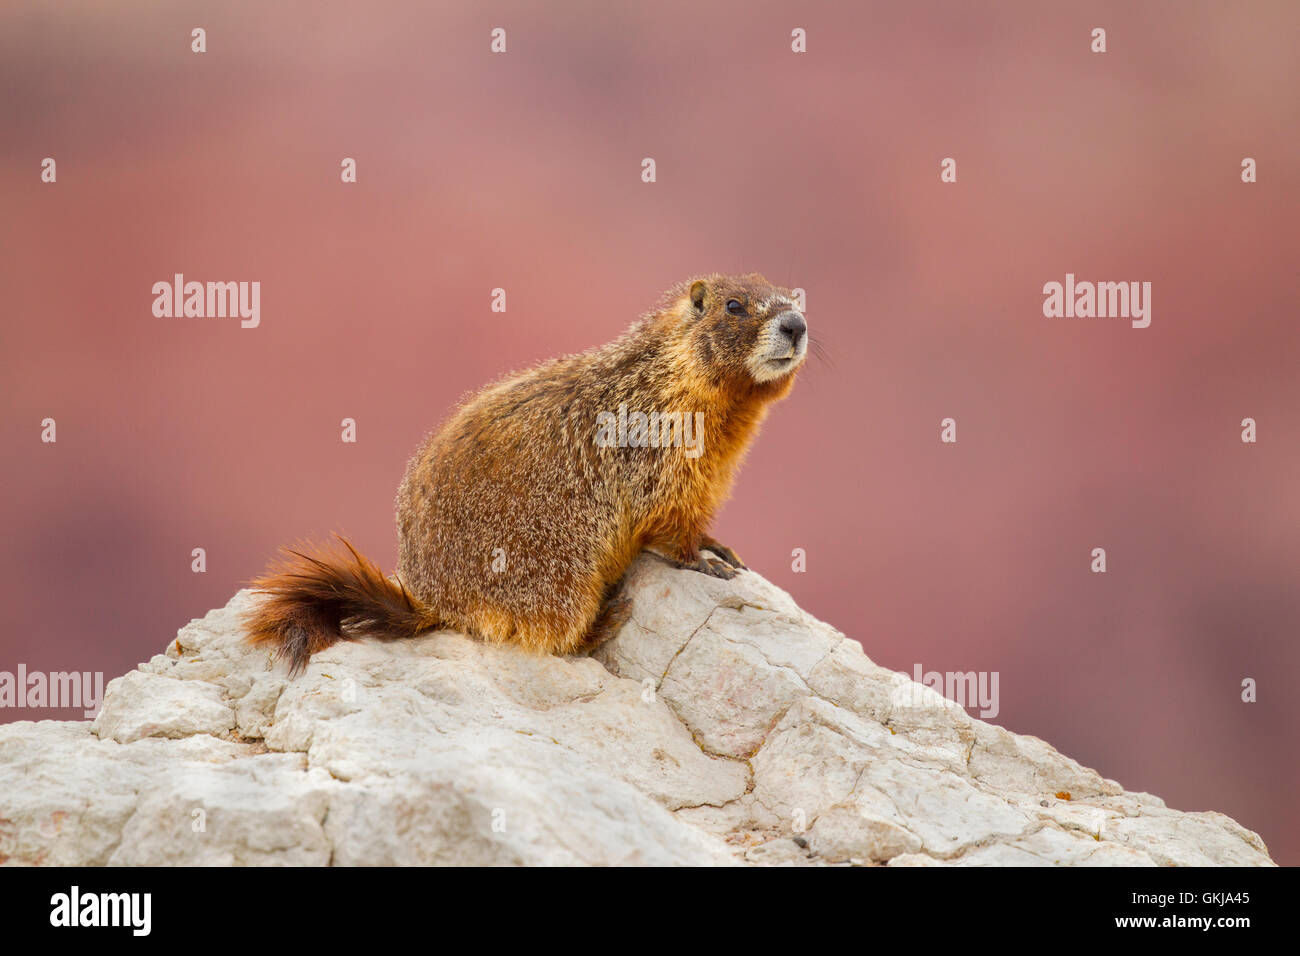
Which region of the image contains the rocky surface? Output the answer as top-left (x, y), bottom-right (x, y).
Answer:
top-left (0, 557), bottom-right (1274, 866)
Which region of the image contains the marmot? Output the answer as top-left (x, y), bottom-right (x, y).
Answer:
top-left (243, 273), bottom-right (809, 673)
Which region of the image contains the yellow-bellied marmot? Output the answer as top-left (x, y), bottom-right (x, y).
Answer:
top-left (243, 273), bottom-right (809, 673)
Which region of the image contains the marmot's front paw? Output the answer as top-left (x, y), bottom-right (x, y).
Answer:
top-left (701, 536), bottom-right (747, 571)
top-left (682, 554), bottom-right (740, 580)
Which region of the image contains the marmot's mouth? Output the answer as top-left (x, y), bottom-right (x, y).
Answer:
top-left (748, 339), bottom-right (808, 382)
top-left (762, 355), bottom-right (803, 377)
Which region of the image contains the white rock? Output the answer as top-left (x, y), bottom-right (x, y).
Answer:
top-left (0, 556), bottom-right (1275, 866)
top-left (660, 627), bottom-right (810, 757)
top-left (90, 671), bottom-right (235, 744)
top-left (807, 804), bottom-right (923, 863)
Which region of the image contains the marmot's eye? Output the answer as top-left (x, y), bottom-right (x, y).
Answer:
top-left (726, 299), bottom-right (746, 316)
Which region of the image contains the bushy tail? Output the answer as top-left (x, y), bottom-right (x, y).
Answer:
top-left (242, 535), bottom-right (439, 675)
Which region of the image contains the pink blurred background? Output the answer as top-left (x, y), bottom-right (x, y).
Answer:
top-left (3, 0), bottom-right (1297, 863)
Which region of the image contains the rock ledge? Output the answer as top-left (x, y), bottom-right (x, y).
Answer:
top-left (0, 558), bottom-right (1273, 866)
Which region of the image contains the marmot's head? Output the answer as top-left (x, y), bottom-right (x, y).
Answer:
top-left (673, 273), bottom-right (809, 387)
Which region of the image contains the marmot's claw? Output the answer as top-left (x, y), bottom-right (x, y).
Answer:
top-left (701, 539), bottom-right (747, 571)
top-left (684, 555), bottom-right (739, 580)
top-left (706, 558), bottom-right (739, 579)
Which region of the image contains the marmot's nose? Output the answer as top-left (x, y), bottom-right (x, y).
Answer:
top-left (776, 311), bottom-right (807, 346)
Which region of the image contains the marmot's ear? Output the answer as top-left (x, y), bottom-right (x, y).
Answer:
top-left (689, 280), bottom-right (708, 313)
